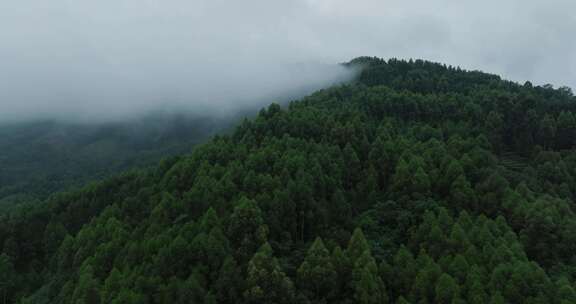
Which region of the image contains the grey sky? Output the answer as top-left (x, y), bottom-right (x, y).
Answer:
top-left (1, 0), bottom-right (575, 122)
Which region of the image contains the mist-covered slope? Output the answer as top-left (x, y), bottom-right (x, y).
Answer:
top-left (0, 113), bottom-right (234, 209)
top-left (3, 57), bottom-right (576, 303)
top-left (0, 63), bottom-right (353, 209)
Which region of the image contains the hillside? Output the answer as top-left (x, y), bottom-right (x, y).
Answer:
top-left (3, 57), bottom-right (576, 303)
top-left (0, 112), bottom-right (235, 210)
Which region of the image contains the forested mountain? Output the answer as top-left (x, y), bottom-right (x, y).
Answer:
top-left (3, 57), bottom-right (576, 303)
top-left (0, 112), bottom-right (235, 210)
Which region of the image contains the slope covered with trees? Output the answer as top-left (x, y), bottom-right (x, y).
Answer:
top-left (0, 112), bottom-right (233, 210)
top-left (3, 57), bottom-right (576, 303)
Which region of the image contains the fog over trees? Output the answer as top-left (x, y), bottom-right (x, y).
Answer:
top-left (1, 0), bottom-right (576, 122)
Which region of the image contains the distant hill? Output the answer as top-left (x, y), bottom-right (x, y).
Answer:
top-left (3, 57), bottom-right (576, 303)
top-left (0, 112), bottom-right (232, 209)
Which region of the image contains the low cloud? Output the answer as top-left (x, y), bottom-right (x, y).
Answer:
top-left (0, 0), bottom-right (574, 123)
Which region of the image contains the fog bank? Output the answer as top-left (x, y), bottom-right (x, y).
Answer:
top-left (0, 0), bottom-right (355, 123)
top-left (1, 0), bottom-right (575, 123)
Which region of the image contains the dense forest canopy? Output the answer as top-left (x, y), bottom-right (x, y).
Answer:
top-left (2, 57), bottom-right (576, 303)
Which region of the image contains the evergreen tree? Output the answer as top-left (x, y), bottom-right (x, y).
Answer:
top-left (101, 268), bottom-right (123, 303)
top-left (244, 243), bottom-right (295, 304)
top-left (227, 197), bottom-right (268, 261)
top-left (72, 264), bottom-right (101, 304)
top-left (394, 246), bottom-right (417, 295)
top-left (347, 228), bottom-right (370, 264)
top-left (538, 114), bottom-right (557, 149)
top-left (212, 255), bottom-right (242, 303)
top-left (352, 251), bottom-right (388, 304)
top-left (435, 273), bottom-right (459, 304)
top-left (410, 257), bottom-right (441, 303)
top-left (297, 237), bottom-right (337, 300)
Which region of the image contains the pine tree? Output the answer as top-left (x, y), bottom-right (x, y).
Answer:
top-left (412, 167), bottom-right (431, 195)
top-left (485, 111), bottom-right (504, 152)
top-left (449, 175), bottom-right (478, 210)
top-left (435, 273), bottom-right (459, 304)
top-left (102, 268), bottom-right (123, 303)
top-left (331, 245), bottom-right (350, 299)
top-left (557, 278), bottom-right (576, 304)
top-left (184, 272), bottom-right (207, 304)
top-left (352, 251), bottom-right (388, 304)
top-left (200, 207), bottom-right (222, 232)
top-left (556, 111), bottom-right (576, 148)
top-left (110, 289), bottom-right (145, 304)
top-left (347, 228), bottom-right (370, 264)
top-left (449, 224), bottom-right (470, 254)
top-left (394, 246), bottom-right (417, 294)
top-left (43, 220), bottom-right (68, 257)
top-left (297, 237), bottom-right (337, 300)
top-left (331, 190), bottom-right (352, 227)
top-left (424, 221), bottom-right (446, 260)
top-left (227, 197), bottom-right (268, 261)
top-left (466, 274), bottom-right (488, 304)
top-left (205, 226), bottom-right (230, 274)
top-left (343, 143), bottom-right (361, 187)
top-left (448, 254), bottom-right (469, 283)
top-left (72, 264), bottom-right (101, 304)
top-left (390, 158), bottom-right (411, 197)
top-left (410, 258), bottom-right (441, 303)
top-left (490, 292), bottom-right (506, 304)
top-left (538, 114), bottom-right (557, 149)
top-left (244, 243), bottom-right (295, 304)
top-left (213, 255), bottom-right (242, 303)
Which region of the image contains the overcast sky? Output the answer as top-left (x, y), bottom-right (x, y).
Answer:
top-left (1, 0), bottom-right (575, 122)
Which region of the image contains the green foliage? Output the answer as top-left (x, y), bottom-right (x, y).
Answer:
top-left (2, 57), bottom-right (576, 303)
top-left (244, 243), bottom-right (295, 304)
top-left (435, 273), bottom-right (459, 304)
top-left (297, 237), bottom-right (337, 301)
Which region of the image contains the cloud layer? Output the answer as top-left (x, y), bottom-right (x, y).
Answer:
top-left (1, 0), bottom-right (575, 122)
